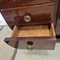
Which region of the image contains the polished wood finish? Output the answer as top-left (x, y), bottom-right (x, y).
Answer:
top-left (0, 1), bottom-right (54, 29)
top-left (0, 0), bottom-right (56, 49)
top-left (0, 0), bottom-right (50, 9)
top-left (14, 13), bottom-right (52, 26)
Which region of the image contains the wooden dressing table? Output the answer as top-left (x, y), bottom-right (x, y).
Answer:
top-left (0, 0), bottom-right (56, 50)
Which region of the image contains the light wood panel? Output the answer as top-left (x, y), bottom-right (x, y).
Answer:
top-left (11, 24), bottom-right (55, 37)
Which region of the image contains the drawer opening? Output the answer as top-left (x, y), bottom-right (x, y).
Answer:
top-left (11, 23), bottom-right (55, 37)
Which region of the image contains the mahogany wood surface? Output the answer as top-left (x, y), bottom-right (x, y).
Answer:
top-left (0, 0), bottom-right (54, 30)
top-left (0, 0), bottom-right (50, 9)
top-left (0, 0), bottom-right (56, 49)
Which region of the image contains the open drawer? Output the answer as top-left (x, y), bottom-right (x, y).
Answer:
top-left (5, 23), bottom-right (56, 50)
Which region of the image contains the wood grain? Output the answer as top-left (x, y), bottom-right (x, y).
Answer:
top-left (11, 24), bottom-right (55, 37)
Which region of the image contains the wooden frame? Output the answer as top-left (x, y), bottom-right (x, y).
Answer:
top-left (0, 0), bottom-right (56, 50)
top-left (11, 23), bottom-right (55, 37)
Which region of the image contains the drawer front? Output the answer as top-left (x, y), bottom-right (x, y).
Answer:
top-left (14, 3), bottom-right (54, 25)
top-left (5, 37), bottom-right (56, 50)
top-left (15, 14), bottom-right (51, 26)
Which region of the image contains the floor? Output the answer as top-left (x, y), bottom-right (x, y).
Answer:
top-left (0, 25), bottom-right (60, 60)
top-left (0, 26), bottom-right (15, 60)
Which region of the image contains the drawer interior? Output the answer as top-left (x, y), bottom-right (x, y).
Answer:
top-left (11, 23), bottom-right (55, 37)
